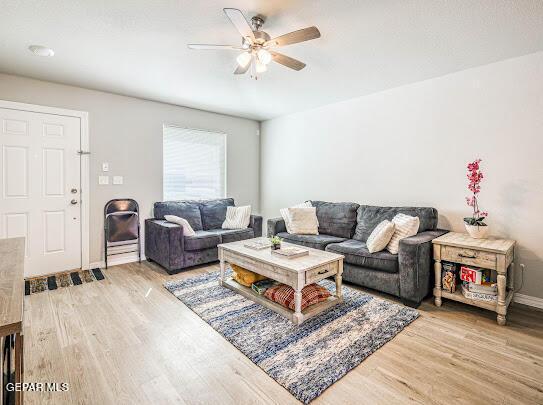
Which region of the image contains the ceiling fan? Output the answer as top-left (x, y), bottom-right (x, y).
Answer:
top-left (188, 8), bottom-right (321, 79)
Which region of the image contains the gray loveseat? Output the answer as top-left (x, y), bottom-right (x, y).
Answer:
top-left (145, 198), bottom-right (262, 274)
top-left (268, 201), bottom-right (447, 307)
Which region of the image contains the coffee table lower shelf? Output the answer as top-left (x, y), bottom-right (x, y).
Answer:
top-left (221, 277), bottom-right (342, 325)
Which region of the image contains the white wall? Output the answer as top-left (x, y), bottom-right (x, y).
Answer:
top-left (0, 73), bottom-right (260, 266)
top-left (261, 51), bottom-right (543, 300)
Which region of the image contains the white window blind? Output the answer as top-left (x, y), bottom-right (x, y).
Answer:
top-left (163, 125), bottom-right (226, 201)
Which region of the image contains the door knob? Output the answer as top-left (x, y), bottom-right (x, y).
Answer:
top-left (70, 199), bottom-right (78, 205)
top-left (71, 188), bottom-right (78, 194)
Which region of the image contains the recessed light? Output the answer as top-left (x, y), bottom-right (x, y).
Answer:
top-left (28, 45), bottom-right (54, 57)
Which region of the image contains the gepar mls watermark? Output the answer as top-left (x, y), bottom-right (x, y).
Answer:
top-left (6, 382), bottom-right (69, 392)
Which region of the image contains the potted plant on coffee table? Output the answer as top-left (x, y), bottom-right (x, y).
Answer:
top-left (270, 236), bottom-right (282, 250)
top-left (464, 158), bottom-right (489, 239)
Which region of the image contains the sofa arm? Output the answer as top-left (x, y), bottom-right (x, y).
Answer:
top-left (249, 215), bottom-right (263, 237)
top-left (398, 229), bottom-right (449, 304)
top-left (144, 219), bottom-right (185, 271)
top-left (267, 217), bottom-right (286, 237)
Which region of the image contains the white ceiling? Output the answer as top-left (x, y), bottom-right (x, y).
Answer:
top-left (1, 0), bottom-right (542, 120)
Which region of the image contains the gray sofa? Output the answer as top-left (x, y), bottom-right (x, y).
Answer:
top-left (267, 201), bottom-right (447, 307)
top-left (145, 198), bottom-right (262, 274)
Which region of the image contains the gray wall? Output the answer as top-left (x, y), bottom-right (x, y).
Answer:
top-left (261, 51), bottom-right (543, 300)
top-left (0, 73), bottom-right (260, 265)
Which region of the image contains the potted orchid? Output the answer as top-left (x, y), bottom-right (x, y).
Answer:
top-left (464, 158), bottom-right (489, 239)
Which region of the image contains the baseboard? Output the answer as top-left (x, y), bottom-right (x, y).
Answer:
top-left (89, 252), bottom-right (146, 269)
top-left (513, 293), bottom-right (543, 310)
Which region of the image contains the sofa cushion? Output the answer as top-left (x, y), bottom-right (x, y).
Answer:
top-left (154, 201), bottom-right (203, 231)
top-left (184, 231), bottom-right (221, 251)
top-left (277, 232), bottom-right (346, 250)
top-left (326, 239), bottom-right (399, 273)
top-left (199, 198), bottom-right (235, 230)
top-left (353, 206), bottom-right (437, 242)
top-left (209, 228), bottom-right (254, 244)
top-left (310, 201), bottom-right (359, 238)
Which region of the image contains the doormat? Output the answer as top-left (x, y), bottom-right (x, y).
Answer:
top-left (24, 268), bottom-right (105, 295)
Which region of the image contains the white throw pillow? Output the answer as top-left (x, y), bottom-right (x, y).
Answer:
top-left (280, 201), bottom-right (313, 233)
top-left (287, 207), bottom-right (319, 235)
top-left (222, 205), bottom-right (251, 229)
top-left (366, 220), bottom-right (396, 253)
top-left (386, 214), bottom-right (420, 254)
top-left (164, 215), bottom-right (196, 236)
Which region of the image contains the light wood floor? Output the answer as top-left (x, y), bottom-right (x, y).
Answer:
top-left (23, 261), bottom-right (543, 405)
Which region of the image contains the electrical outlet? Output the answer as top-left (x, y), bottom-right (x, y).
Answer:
top-left (98, 175), bottom-right (109, 185)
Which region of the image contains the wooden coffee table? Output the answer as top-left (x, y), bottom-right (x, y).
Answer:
top-left (218, 238), bottom-right (344, 325)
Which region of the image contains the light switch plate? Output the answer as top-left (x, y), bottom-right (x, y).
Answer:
top-left (102, 162), bottom-right (109, 172)
top-left (98, 175), bottom-right (109, 185)
top-left (113, 176), bottom-right (123, 185)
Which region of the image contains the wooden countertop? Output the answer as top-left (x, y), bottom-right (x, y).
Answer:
top-left (0, 237), bottom-right (25, 337)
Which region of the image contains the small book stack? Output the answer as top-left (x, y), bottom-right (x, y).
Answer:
top-left (460, 266), bottom-right (497, 302)
top-left (251, 279), bottom-right (279, 295)
top-left (244, 240), bottom-right (272, 250)
top-left (271, 247), bottom-right (309, 259)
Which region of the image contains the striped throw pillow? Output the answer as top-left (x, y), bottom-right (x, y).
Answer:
top-left (264, 283), bottom-right (331, 311)
top-left (222, 205), bottom-right (251, 229)
top-left (386, 214), bottom-right (420, 254)
top-left (366, 220), bottom-right (395, 253)
top-left (280, 201), bottom-right (312, 233)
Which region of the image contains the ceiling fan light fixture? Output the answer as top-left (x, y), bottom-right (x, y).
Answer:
top-left (236, 51), bottom-right (252, 68)
top-left (188, 8), bottom-right (320, 77)
top-left (257, 49), bottom-right (272, 65)
top-left (255, 59), bottom-right (267, 73)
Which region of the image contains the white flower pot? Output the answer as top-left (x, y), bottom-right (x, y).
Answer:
top-left (465, 224), bottom-right (489, 239)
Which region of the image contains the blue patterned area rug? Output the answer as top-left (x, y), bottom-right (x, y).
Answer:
top-left (164, 271), bottom-right (419, 404)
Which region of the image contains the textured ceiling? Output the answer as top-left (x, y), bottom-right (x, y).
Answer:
top-left (1, 0), bottom-right (542, 120)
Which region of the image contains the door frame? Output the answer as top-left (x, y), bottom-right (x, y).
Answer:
top-left (0, 99), bottom-right (90, 270)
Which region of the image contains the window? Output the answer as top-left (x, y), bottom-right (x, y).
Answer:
top-left (163, 125), bottom-right (226, 200)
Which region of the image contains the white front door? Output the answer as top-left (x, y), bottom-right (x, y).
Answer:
top-left (0, 107), bottom-right (82, 277)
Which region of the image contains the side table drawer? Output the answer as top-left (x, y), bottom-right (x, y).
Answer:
top-left (441, 245), bottom-right (496, 270)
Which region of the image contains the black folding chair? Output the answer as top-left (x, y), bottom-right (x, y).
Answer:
top-left (104, 199), bottom-right (141, 269)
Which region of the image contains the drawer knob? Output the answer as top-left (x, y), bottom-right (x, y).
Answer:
top-left (317, 270), bottom-right (328, 275)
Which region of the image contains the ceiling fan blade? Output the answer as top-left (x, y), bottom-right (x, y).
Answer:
top-left (223, 8), bottom-right (255, 42)
top-left (269, 51), bottom-right (306, 71)
top-left (234, 63), bottom-right (250, 75)
top-left (265, 26), bottom-right (321, 47)
top-left (188, 44), bottom-right (243, 50)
